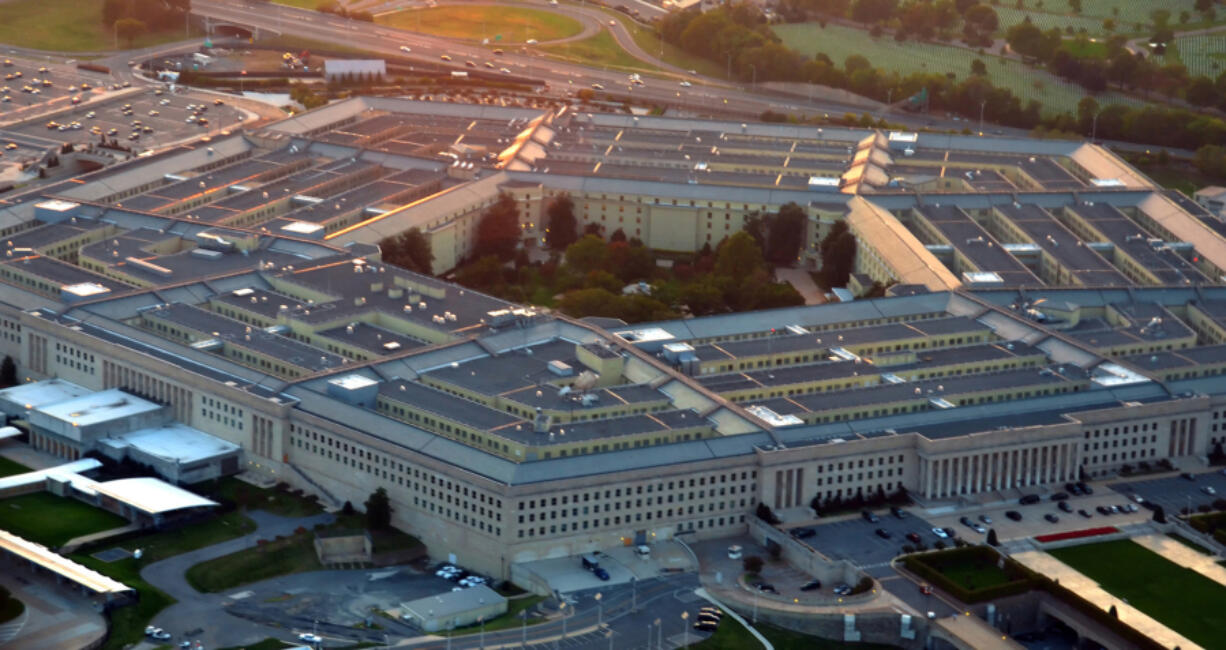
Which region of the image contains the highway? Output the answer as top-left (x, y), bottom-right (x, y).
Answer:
top-left (189, 0), bottom-right (976, 132)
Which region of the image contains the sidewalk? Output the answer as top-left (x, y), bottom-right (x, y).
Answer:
top-left (1132, 532), bottom-right (1226, 588)
top-left (1010, 550), bottom-right (1198, 650)
top-left (61, 522), bottom-right (143, 554)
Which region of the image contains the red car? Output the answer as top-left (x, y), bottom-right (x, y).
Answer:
top-left (919, 584), bottom-right (933, 595)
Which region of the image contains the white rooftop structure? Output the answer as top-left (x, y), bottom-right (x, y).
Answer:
top-left (0, 529), bottom-right (132, 595)
top-left (61, 282), bottom-right (112, 298)
top-left (0, 378), bottom-right (91, 416)
top-left (0, 458), bottom-right (102, 492)
top-left (32, 388), bottom-right (161, 428)
top-left (91, 477), bottom-right (218, 514)
top-left (96, 423), bottom-right (240, 464)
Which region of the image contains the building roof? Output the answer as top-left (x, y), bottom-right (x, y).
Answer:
top-left (0, 529), bottom-right (133, 594)
top-left (90, 477), bottom-right (218, 514)
top-left (0, 378), bottom-right (91, 413)
top-left (32, 389), bottom-right (161, 427)
top-left (401, 584), bottom-right (506, 619)
top-left (96, 424), bottom-right (241, 464)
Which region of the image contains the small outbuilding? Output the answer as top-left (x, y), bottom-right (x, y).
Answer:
top-left (399, 584), bottom-right (507, 633)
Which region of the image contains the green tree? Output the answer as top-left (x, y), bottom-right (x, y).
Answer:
top-left (473, 193), bottom-right (520, 260)
top-left (0, 356), bottom-right (15, 388)
top-left (364, 487), bottom-right (392, 530)
top-left (766, 202), bottom-right (807, 265)
top-left (679, 279), bottom-right (724, 316)
top-left (714, 231), bottom-right (764, 280)
top-left (557, 287), bottom-right (621, 318)
top-left (546, 194), bottom-right (578, 251)
top-left (971, 58), bottom-right (987, 75)
top-left (114, 18), bottom-right (147, 48)
top-left (378, 227), bottom-right (433, 274)
top-left (564, 234), bottom-right (610, 275)
top-left (743, 555), bottom-right (765, 574)
top-left (819, 220), bottom-right (857, 287)
top-left (986, 528), bottom-right (999, 546)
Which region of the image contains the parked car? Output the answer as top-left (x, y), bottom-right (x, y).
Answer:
top-left (1050, 492), bottom-right (1069, 501)
top-left (959, 516), bottom-right (974, 527)
top-left (298, 633), bottom-right (323, 644)
top-left (1076, 482), bottom-right (1093, 495)
top-left (1078, 509), bottom-right (1092, 518)
top-left (727, 545), bottom-right (742, 560)
top-left (1097, 506), bottom-right (1111, 515)
top-left (905, 532), bottom-right (922, 544)
top-left (931, 527), bottom-right (949, 539)
top-left (1181, 472), bottom-right (1196, 481)
top-left (699, 607), bottom-right (724, 620)
top-left (1019, 494), bottom-right (1041, 505)
top-left (978, 514), bottom-right (992, 524)
top-left (791, 527), bottom-right (816, 539)
top-left (942, 527), bottom-right (956, 539)
top-left (1005, 510), bottom-right (1023, 521)
top-left (800, 579), bottom-right (822, 591)
top-left (919, 584), bottom-right (933, 595)
top-left (694, 620), bottom-right (718, 632)
top-left (1044, 513), bottom-right (1059, 523)
top-left (1058, 501), bottom-right (1073, 513)
top-left (875, 528), bottom-right (891, 539)
top-left (1203, 486), bottom-right (1217, 496)
top-left (861, 510), bottom-right (880, 523)
top-left (891, 506), bottom-right (907, 518)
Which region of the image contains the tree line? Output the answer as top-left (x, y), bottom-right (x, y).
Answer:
top-left (661, 4), bottom-right (1226, 151)
top-left (103, 0), bottom-right (190, 46)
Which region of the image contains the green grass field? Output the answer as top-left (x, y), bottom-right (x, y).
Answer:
top-left (0, 457), bottom-right (31, 478)
top-left (596, 9), bottom-right (725, 80)
top-left (1173, 34), bottom-right (1226, 79)
top-left (0, 493), bottom-right (127, 548)
top-left (377, 5), bottom-right (582, 44)
top-left (186, 531), bottom-right (321, 592)
top-left (993, 0), bottom-right (1213, 35)
top-left (1050, 539), bottom-right (1226, 649)
top-left (0, 0), bottom-right (200, 52)
top-left (69, 511), bottom-right (256, 650)
top-left (210, 477), bottom-right (322, 517)
top-left (541, 30), bottom-right (657, 73)
top-left (688, 615), bottom-right (900, 649)
top-left (773, 22), bottom-right (1145, 115)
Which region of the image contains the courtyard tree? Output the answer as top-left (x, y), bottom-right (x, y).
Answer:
top-left (546, 194), bottom-right (578, 251)
top-left (365, 487), bottom-right (392, 530)
top-left (473, 192), bottom-right (520, 260)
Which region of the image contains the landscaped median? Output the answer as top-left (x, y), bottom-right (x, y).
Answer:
top-left (1033, 526), bottom-right (1119, 544)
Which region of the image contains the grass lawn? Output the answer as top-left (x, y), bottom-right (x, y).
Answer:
top-left (69, 511), bottom-right (256, 650)
top-left (377, 5), bottom-right (582, 43)
top-left (1166, 532), bottom-right (1214, 555)
top-left (209, 477), bottom-right (323, 517)
top-left (437, 595), bottom-right (546, 636)
top-left (912, 548), bottom-right (1014, 592)
top-left (0, 456), bottom-right (30, 478)
top-left (186, 531), bottom-right (321, 593)
top-left (541, 31), bottom-right (658, 74)
top-left (596, 9), bottom-right (725, 80)
top-left (773, 22), bottom-right (1146, 115)
top-left (759, 622), bottom-right (901, 649)
top-left (0, 0), bottom-right (201, 52)
top-left (0, 493), bottom-right (127, 548)
top-left (1050, 539), bottom-right (1226, 649)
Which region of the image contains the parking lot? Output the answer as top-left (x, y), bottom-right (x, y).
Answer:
top-left (1, 87), bottom-right (247, 151)
top-left (0, 55), bottom-right (115, 117)
top-left (1110, 467), bottom-right (1226, 516)
top-left (794, 508), bottom-right (947, 571)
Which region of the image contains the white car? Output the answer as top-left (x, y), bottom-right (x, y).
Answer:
top-left (1203, 486), bottom-right (1217, 496)
top-left (727, 544), bottom-right (742, 560)
top-left (931, 527), bottom-right (949, 539)
top-left (526, 39), bottom-right (538, 45)
top-left (153, 630), bottom-right (172, 641)
top-left (298, 632), bottom-right (323, 644)
top-left (400, 45), bottom-right (411, 53)
top-left (679, 81), bottom-right (692, 87)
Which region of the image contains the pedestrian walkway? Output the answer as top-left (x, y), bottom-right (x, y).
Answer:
top-left (1132, 533), bottom-right (1226, 588)
top-left (61, 523), bottom-right (143, 554)
top-left (774, 268), bottom-right (825, 306)
top-left (1010, 550), bottom-right (1198, 650)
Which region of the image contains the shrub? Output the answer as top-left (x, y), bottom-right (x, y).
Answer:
top-left (743, 555), bottom-right (764, 574)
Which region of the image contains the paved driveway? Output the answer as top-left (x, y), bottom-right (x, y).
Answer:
top-left (1110, 468), bottom-right (1226, 516)
top-left (0, 569), bottom-right (106, 650)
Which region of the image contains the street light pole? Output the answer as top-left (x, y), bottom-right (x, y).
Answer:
top-left (682, 611), bottom-right (689, 648)
top-left (479, 616), bottom-right (485, 650)
top-left (631, 577), bottom-right (637, 611)
top-left (978, 99), bottom-right (986, 135)
top-left (752, 589), bottom-right (759, 624)
top-left (595, 592), bottom-right (603, 626)
top-left (655, 618), bottom-right (662, 650)
top-left (521, 610), bottom-right (528, 648)
top-left (1091, 111), bottom-right (1098, 142)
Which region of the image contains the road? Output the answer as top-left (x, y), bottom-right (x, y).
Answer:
top-left (188, 0), bottom-right (978, 132)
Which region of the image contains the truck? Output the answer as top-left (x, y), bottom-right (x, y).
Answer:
top-left (581, 554), bottom-right (609, 580)
top-left (451, 71), bottom-right (468, 79)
